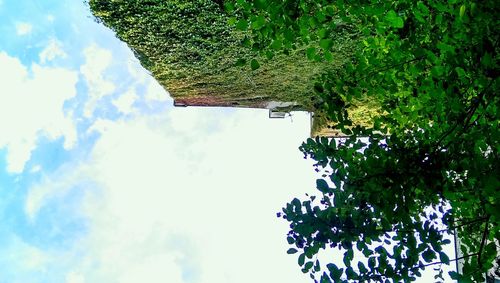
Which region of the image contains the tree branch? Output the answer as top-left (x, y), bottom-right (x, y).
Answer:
top-left (413, 252), bottom-right (480, 270)
top-left (437, 78), bottom-right (496, 151)
top-left (357, 56), bottom-right (425, 82)
top-left (451, 216), bottom-right (489, 230)
top-left (477, 216), bottom-right (490, 268)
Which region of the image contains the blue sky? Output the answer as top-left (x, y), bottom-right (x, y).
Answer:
top-left (0, 1), bottom-right (456, 282)
top-left (0, 1), bottom-right (318, 282)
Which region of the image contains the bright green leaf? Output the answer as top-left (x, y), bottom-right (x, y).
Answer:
top-left (459, 5), bottom-right (466, 18)
top-left (385, 10), bottom-right (404, 28)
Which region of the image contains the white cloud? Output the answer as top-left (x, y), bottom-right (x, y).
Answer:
top-left (144, 79), bottom-right (169, 102)
top-left (39, 39), bottom-right (67, 64)
top-left (65, 272), bottom-right (85, 283)
top-left (167, 108), bottom-right (204, 133)
top-left (118, 253), bottom-right (184, 283)
top-left (25, 162), bottom-right (92, 220)
top-left (0, 235), bottom-right (50, 272)
top-left (112, 88), bottom-right (137, 114)
top-left (16, 22), bottom-right (33, 36)
top-left (6, 140), bottom-right (36, 174)
top-left (28, 108), bottom-right (314, 283)
top-left (30, 165), bottom-right (42, 173)
top-left (0, 52), bottom-right (78, 173)
top-left (126, 57), bottom-right (147, 85)
top-left (80, 44), bottom-right (115, 117)
top-left (112, 56), bottom-right (169, 114)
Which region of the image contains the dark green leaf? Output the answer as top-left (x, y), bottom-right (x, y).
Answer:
top-left (250, 59), bottom-right (260, 70)
top-left (298, 253), bottom-right (305, 266)
top-left (439, 252), bottom-right (450, 264)
top-left (319, 39), bottom-right (333, 50)
top-left (316, 179), bottom-right (330, 193)
top-left (235, 58), bottom-right (246, 67)
top-left (235, 19), bottom-right (248, 30)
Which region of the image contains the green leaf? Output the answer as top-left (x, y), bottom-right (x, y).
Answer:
top-left (287, 248), bottom-right (298, 254)
top-left (253, 0), bottom-right (266, 9)
top-left (304, 261), bottom-right (314, 271)
top-left (298, 253), bottom-right (305, 266)
top-left (385, 10), bottom-right (404, 28)
top-left (327, 264), bottom-right (343, 281)
top-left (235, 58), bottom-right (246, 67)
top-left (417, 2), bottom-right (430, 16)
top-left (362, 247), bottom-right (373, 257)
top-left (235, 19), bottom-right (248, 31)
top-left (422, 249), bottom-right (435, 263)
top-left (459, 5), bottom-right (466, 18)
top-left (250, 59), bottom-right (260, 70)
top-left (319, 39), bottom-right (333, 50)
top-left (455, 67), bottom-right (466, 78)
top-left (224, 2), bottom-right (235, 12)
top-left (283, 28), bottom-right (294, 42)
top-left (343, 249), bottom-right (353, 267)
top-left (306, 47), bottom-right (316, 60)
top-left (356, 241), bottom-right (364, 251)
top-left (439, 252), bottom-right (450, 264)
top-left (318, 28), bottom-right (328, 39)
top-left (346, 267), bottom-right (357, 280)
top-left (437, 42), bottom-right (455, 54)
top-left (368, 257), bottom-right (376, 269)
top-left (251, 15), bottom-right (266, 30)
top-left (324, 51), bottom-right (333, 62)
top-left (320, 273), bottom-right (331, 283)
top-left (314, 259), bottom-right (321, 272)
top-left (316, 179), bottom-right (330, 193)
top-left (265, 51), bottom-right (274, 60)
top-left (270, 39), bottom-right (282, 50)
top-left (358, 262), bottom-right (368, 274)
top-left (241, 37), bottom-right (251, 47)
top-left (448, 271), bottom-right (460, 280)
top-left (227, 17), bottom-right (237, 25)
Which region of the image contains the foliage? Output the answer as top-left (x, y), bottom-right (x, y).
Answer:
top-left (226, 0), bottom-right (499, 282)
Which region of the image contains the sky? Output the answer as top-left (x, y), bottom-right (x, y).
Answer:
top-left (0, 1), bottom-right (455, 282)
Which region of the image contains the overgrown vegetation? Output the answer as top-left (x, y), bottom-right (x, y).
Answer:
top-left (88, 0), bottom-right (350, 114)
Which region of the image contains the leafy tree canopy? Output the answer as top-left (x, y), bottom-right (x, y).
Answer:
top-left (225, 0), bottom-right (499, 282)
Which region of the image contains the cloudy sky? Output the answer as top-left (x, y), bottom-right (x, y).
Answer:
top-left (0, 1), bottom-right (319, 282)
top-left (0, 1), bottom-right (455, 282)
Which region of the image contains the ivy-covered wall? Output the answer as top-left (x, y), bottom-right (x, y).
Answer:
top-left (88, 0), bottom-right (341, 111)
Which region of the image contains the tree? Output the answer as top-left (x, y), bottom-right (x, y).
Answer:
top-left (225, 0), bottom-right (499, 281)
